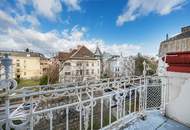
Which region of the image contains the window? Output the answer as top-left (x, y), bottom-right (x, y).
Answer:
top-left (92, 63), bottom-right (94, 66)
top-left (77, 62), bottom-right (82, 66)
top-left (17, 75), bottom-right (20, 79)
top-left (115, 68), bottom-right (119, 72)
top-left (24, 72), bottom-right (26, 75)
top-left (17, 69), bottom-right (20, 73)
top-left (16, 63), bottom-right (20, 67)
top-left (16, 59), bottom-right (20, 62)
top-left (80, 70), bottom-right (83, 75)
top-left (43, 68), bottom-right (47, 72)
top-left (76, 70), bottom-right (83, 75)
top-left (97, 69), bottom-right (99, 74)
top-left (86, 62), bottom-right (89, 66)
top-left (64, 62), bottom-right (71, 66)
top-left (65, 72), bottom-right (71, 75)
top-left (76, 70), bottom-right (80, 76)
top-left (86, 69), bottom-right (89, 75)
top-left (91, 69), bottom-right (94, 74)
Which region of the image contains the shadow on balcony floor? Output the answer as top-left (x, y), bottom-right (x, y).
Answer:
top-left (123, 110), bottom-right (190, 130)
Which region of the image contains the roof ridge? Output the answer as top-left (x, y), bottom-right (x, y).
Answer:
top-left (70, 45), bottom-right (83, 58)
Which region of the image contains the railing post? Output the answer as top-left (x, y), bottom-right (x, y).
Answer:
top-left (49, 110), bottom-right (53, 130)
top-left (134, 88), bottom-right (137, 112)
top-left (160, 76), bottom-right (168, 115)
top-left (30, 96), bottom-right (34, 130)
top-left (91, 88), bottom-right (94, 130)
top-left (109, 96), bottom-right (112, 125)
top-left (23, 90), bottom-right (26, 102)
top-left (129, 89), bottom-right (131, 114)
top-left (66, 107), bottom-right (69, 130)
top-left (100, 98), bottom-right (103, 128)
top-left (123, 82), bottom-right (126, 116)
top-left (1, 54), bottom-right (12, 130)
top-left (141, 61), bottom-right (147, 116)
top-left (5, 89), bottom-right (10, 130)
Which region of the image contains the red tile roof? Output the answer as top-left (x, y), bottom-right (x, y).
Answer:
top-left (58, 45), bottom-right (96, 61)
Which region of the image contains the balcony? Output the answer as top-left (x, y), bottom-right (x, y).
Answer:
top-left (0, 76), bottom-right (189, 130)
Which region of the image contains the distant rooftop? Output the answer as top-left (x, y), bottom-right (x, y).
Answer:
top-left (57, 45), bottom-right (97, 61)
top-left (0, 49), bottom-right (46, 58)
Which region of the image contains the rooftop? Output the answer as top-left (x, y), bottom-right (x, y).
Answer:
top-left (0, 50), bottom-right (45, 58)
top-left (58, 45), bottom-right (97, 61)
top-left (162, 26), bottom-right (190, 43)
top-left (94, 45), bottom-right (102, 57)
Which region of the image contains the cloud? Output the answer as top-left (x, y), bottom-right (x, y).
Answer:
top-left (0, 10), bottom-right (17, 30)
top-left (0, 25), bottom-right (141, 56)
top-left (63, 0), bottom-right (81, 11)
top-left (32, 0), bottom-right (62, 20)
top-left (117, 0), bottom-right (187, 26)
top-left (16, 14), bottom-right (40, 28)
top-left (0, 9), bottom-right (141, 57)
top-left (16, 0), bottom-right (81, 21)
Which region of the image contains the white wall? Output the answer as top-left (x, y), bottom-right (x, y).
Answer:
top-left (59, 59), bottom-right (101, 83)
top-left (165, 72), bottom-right (190, 127)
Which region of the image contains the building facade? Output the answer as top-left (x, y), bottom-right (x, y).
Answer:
top-left (158, 26), bottom-right (190, 127)
top-left (103, 53), bottom-right (135, 78)
top-left (0, 50), bottom-right (49, 79)
top-left (58, 45), bottom-right (101, 83)
top-left (159, 26), bottom-right (190, 57)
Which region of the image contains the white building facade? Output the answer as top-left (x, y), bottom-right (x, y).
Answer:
top-left (105, 54), bottom-right (135, 78)
top-left (58, 45), bottom-right (101, 83)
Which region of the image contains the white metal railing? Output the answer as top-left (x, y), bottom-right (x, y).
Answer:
top-left (0, 76), bottom-right (167, 130)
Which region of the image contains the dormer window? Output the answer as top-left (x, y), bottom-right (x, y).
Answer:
top-left (64, 62), bottom-right (71, 66)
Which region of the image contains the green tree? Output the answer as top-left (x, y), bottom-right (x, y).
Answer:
top-left (39, 75), bottom-right (48, 85)
top-left (134, 53), bottom-right (158, 76)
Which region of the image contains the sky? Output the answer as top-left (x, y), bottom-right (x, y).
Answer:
top-left (0, 0), bottom-right (190, 57)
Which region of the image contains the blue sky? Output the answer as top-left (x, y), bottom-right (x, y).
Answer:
top-left (0, 0), bottom-right (190, 56)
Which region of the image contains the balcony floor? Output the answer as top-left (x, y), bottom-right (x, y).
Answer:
top-left (123, 110), bottom-right (190, 130)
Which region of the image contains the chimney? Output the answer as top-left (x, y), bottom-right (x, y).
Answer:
top-left (181, 26), bottom-right (190, 33)
top-left (77, 45), bottom-right (82, 49)
top-left (25, 48), bottom-right (29, 52)
top-left (166, 34), bottom-right (169, 40)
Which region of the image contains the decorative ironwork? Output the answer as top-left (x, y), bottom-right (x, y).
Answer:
top-left (0, 75), bottom-right (168, 130)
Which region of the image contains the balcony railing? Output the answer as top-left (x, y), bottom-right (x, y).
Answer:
top-left (0, 76), bottom-right (167, 130)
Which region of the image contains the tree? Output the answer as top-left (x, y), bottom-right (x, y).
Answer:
top-left (39, 75), bottom-right (48, 85)
top-left (46, 59), bottom-right (59, 84)
top-left (134, 53), bottom-right (158, 76)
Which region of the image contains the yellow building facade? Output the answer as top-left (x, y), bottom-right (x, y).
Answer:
top-left (0, 50), bottom-right (49, 79)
